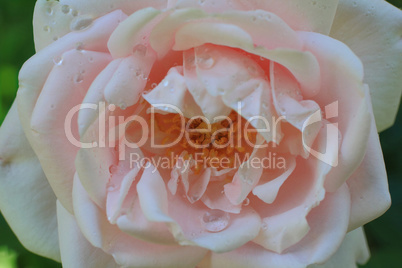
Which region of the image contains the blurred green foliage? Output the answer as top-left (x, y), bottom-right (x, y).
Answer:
top-left (0, 0), bottom-right (401, 267)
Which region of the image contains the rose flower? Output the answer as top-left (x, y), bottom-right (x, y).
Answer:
top-left (1, 0), bottom-right (401, 267)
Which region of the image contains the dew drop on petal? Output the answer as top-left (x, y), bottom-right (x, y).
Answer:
top-left (243, 198), bottom-right (250, 206)
top-left (70, 16), bottom-right (94, 31)
top-left (75, 42), bottom-right (84, 51)
top-left (43, 25), bottom-right (51, 32)
top-left (198, 55), bottom-right (215, 69)
top-left (218, 88), bottom-right (225, 95)
top-left (46, 6), bottom-right (53, 16)
top-left (133, 44), bottom-right (147, 56)
top-left (61, 5), bottom-right (71, 14)
top-left (74, 73), bottom-right (84, 84)
top-left (201, 210), bottom-right (230, 233)
top-left (53, 56), bottom-right (63, 66)
top-left (262, 222), bottom-right (268, 230)
top-left (163, 80), bottom-right (170, 87)
top-left (151, 83), bottom-right (158, 89)
top-left (119, 102), bottom-right (127, 110)
top-left (106, 181), bottom-right (117, 192)
top-left (71, 9), bottom-right (79, 17)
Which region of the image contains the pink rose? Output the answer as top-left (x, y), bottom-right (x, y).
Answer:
top-left (1, 0), bottom-right (401, 267)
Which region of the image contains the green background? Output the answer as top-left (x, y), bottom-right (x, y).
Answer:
top-left (0, 1), bottom-right (401, 267)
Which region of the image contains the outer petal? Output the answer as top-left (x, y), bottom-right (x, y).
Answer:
top-left (33, 0), bottom-right (75, 51)
top-left (175, 0), bottom-right (339, 35)
top-left (346, 91), bottom-right (391, 231)
top-left (57, 201), bottom-right (119, 268)
top-left (60, 0), bottom-right (167, 19)
top-left (204, 184), bottom-right (351, 268)
top-left (0, 103), bottom-right (60, 261)
top-left (330, 0), bottom-right (402, 131)
top-left (309, 227), bottom-right (369, 268)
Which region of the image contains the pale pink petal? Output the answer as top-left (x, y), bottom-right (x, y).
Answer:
top-left (174, 23), bottom-right (321, 97)
top-left (208, 184), bottom-right (351, 267)
top-left (150, 9), bottom-right (208, 59)
top-left (0, 103), bottom-right (60, 261)
top-left (107, 7), bottom-right (163, 58)
top-left (78, 58), bottom-right (122, 137)
top-left (57, 201), bottom-right (118, 268)
top-left (346, 93), bottom-right (391, 231)
top-left (72, 173), bottom-right (207, 267)
top-left (183, 49), bottom-right (232, 120)
top-left (33, 0), bottom-right (75, 51)
top-left (224, 146), bottom-right (267, 205)
top-left (201, 181), bottom-right (242, 214)
top-left (27, 49), bottom-right (111, 212)
top-left (299, 32), bottom-right (371, 192)
top-left (176, 0), bottom-right (339, 35)
top-left (330, 0), bottom-right (402, 131)
top-left (143, 66), bottom-right (203, 118)
top-left (104, 49), bottom-right (156, 109)
top-left (60, 0), bottom-right (167, 21)
top-left (17, 10), bottom-right (126, 211)
top-left (310, 227), bottom-right (369, 268)
top-left (253, 156), bottom-right (296, 204)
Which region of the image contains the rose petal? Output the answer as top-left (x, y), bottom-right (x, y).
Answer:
top-left (0, 103), bottom-right (60, 261)
top-left (72, 173), bottom-right (207, 267)
top-left (60, 0), bottom-right (167, 20)
top-left (176, 0), bottom-right (339, 35)
top-left (206, 184), bottom-right (351, 268)
top-left (17, 10), bottom-right (126, 212)
top-left (104, 49), bottom-right (156, 109)
top-left (143, 66), bottom-right (203, 118)
top-left (33, 0), bottom-right (75, 51)
top-left (174, 22), bottom-right (321, 98)
top-left (346, 92), bottom-right (391, 231)
top-left (57, 201), bottom-right (119, 268)
top-left (330, 0), bottom-right (402, 131)
top-left (309, 227), bottom-right (369, 268)
top-left (108, 7), bottom-right (162, 58)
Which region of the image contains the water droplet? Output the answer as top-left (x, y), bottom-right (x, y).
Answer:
top-left (133, 44), bottom-right (147, 56)
top-left (53, 56), bottom-right (63, 66)
top-left (199, 0), bottom-right (206, 4)
top-left (151, 83), bottom-right (158, 89)
top-left (70, 16), bottom-right (93, 31)
top-left (71, 9), bottom-right (79, 17)
top-left (88, 56), bottom-right (94, 62)
top-left (109, 165), bottom-right (118, 174)
top-left (53, 36), bottom-right (58, 41)
top-left (218, 88), bottom-right (225, 95)
top-left (243, 198), bottom-right (250, 206)
top-left (198, 55), bottom-right (215, 69)
top-left (163, 80), bottom-right (170, 87)
top-left (169, 88), bottom-right (175, 93)
top-left (74, 73), bottom-right (84, 83)
top-left (61, 5), bottom-right (71, 14)
top-left (251, 16), bottom-right (257, 22)
top-left (262, 222), bottom-right (268, 230)
top-left (46, 6), bottom-right (53, 16)
top-left (75, 42), bottom-right (84, 51)
top-left (43, 25), bottom-right (51, 32)
top-left (201, 210), bottom-right (230, 233)
top-left (119, 102), bottom-right (127, 110)
top-left (106, 182), bottom-right (117, 192)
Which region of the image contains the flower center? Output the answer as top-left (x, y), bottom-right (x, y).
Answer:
top-left (154, 111), bottom-right (257, 172)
